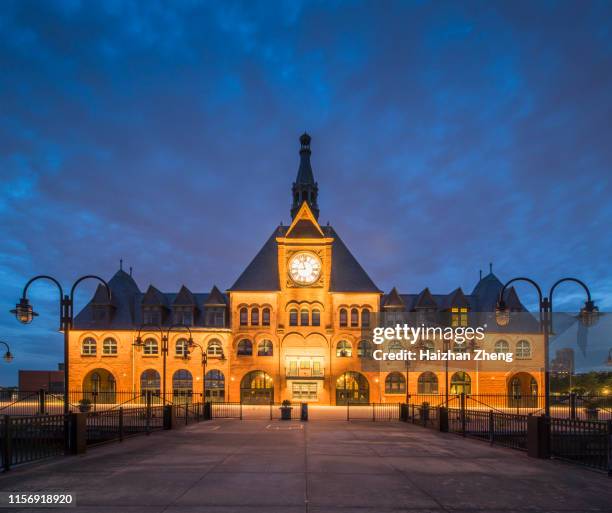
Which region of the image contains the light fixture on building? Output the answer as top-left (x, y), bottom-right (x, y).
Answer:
top-left (579, 300), bottom-right (599, 327)
top-left (11, 298), bottom-right (37, 324)
top-left (495, 299), bottom-right (510, 327)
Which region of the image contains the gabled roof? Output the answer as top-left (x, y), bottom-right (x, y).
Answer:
top-left (447, 287), bottom-right (470, 309)
top-left (414, 288), bottom-right (437, 309)
top-left (91, 283), bottom-right (116, 306)
top-left (142, 285), bottom-right (167, 307)
top-left (229, 227), bottom-right (282, 291)
top-left (286, 202), bottom-right (325, 238)
top-left (205, 285), bottom-right (227, 306)
top-left (382, 287), bottom-right (405, 308)
top-left (173, 285), bottom-right (196, 306)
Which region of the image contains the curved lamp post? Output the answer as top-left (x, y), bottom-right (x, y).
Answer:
top-left (0, 341), bottom-right (14, 363)
top-left (495, 277), bottom-right (598, 416)
top-left (11, 275), bottom-right (111, 416)
top-left (133, 323), bottom-right (193, 403)
top-left (185, 340), bottom-right (208, 402)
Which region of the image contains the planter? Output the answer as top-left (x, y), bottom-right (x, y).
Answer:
top-left (79, 404), bottom-right (92, 413)
top-left (280, 406), bottom-right (293, 420)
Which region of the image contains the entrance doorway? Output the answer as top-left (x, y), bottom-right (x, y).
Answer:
top-left (240, 370), bottom-right (274, 404)
top-left (336, 371), bottom-right (369, 405)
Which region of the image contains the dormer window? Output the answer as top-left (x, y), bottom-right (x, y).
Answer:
top-left (206, 307), bottom-right (225, 327)
top-left (143, 307), bottom-right (161, 326)
top-left (451, 307), bottom-right (468, 327)
top-left (173, 307), bottom-right (193, 326)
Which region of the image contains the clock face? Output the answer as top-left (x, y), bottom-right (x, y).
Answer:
top-left (288, 252), bottom-right (322, 285)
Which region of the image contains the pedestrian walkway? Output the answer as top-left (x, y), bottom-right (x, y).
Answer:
top-left (1, 419), bottom-right (610, 512)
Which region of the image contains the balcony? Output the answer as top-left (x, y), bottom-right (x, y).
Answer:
top-left (285, 366), bottom-right (325, 379)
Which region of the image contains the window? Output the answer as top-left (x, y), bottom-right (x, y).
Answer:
top-left (451, 307), bottom-right (468, 327)
top-left (143, 307), bottom-right (161, 326)
top-left (102, 337), bottom-right (117, 355)
top-left (494, 340), bottom-right (510, 353)
top-left (207, 339), bottom-right (223, 357)
top-left (361, 309), bottom-right (370, 328)
top-left (257, 339), bottom-right (273, 356)
top-left (143, 338), bottom-right (158, 355)
top-left (516, 340), bottom-right (531, 359)
top-left (262, 308), bottom-right (271, 326)
top-left (140, 369), bottom-right (160, 393)
top-left (339, 308), bottom-right (348, 327)
top-left (388, 339), bottom-right (403, 351)
top-left (419, 339), bottom-right (435, 353)
top-left (237, 339), bottom-right (253, 356)
top-left (289, 309), bottom-right (298, 326)
top-left (417, 372), bottom-right (438, 394)
top-left (300, 309), bottom-right (309, 326)
top-left (251, 308), bottom-right (259, 326)
top-left (205, 370), bottom-right (225, 402)
top-left (173, 308), bottom-right (193, 326)
top-left (82, 337), bottom-right (97, 356)
top-left (312, 309), bottom-right (320, 326)
top-left (450, 371), bottom-right (471, 395)
top-left (385, 372), bottom-right (406, 394)
top-left (336, 340), bottom-right (352, 357)
top-left (205, 307), bottom-right (225, 327)
top-left (239, 307), bottom-right (248, 326)
top-left (175, 338), bottom-right (189, 358)
top-left (452, 341), bottom-right (467, 353)
top-left (357, 340), bottom-right (372, 358)
top-left (350, 308), bottom-right (359, 327)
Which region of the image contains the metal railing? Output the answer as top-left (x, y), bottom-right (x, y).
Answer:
top-left (86, 406), bottom-right (165, 446)
top-left (550, 417), bottom-right (611, 472)
top-left (1, 414), bottom-right (66, 471)
top-left (211, 402), bottom-right (242, 419)
top-left (346, 402), bottom-right (400, 421)
top-left (409, 404), bottom-right (438, 428)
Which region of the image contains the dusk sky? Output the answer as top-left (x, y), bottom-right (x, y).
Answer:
top-left (1, 1), bottom-right (611, 384)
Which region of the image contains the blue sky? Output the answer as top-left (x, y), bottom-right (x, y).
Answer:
top-left (1, 0), bottom-right (611, 384)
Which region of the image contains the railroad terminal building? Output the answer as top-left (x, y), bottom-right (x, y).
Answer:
top-left (71, 134), bottom-right (544, 405)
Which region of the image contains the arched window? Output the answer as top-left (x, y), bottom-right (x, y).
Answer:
top-left (419, 340), bottom-right (435, 352)
top-left (207, 339), bottom-right (223, 357)
top-left (388, 339), bottom-right (403, 351)
top-left (312, 309), bottom-right (321, 326)
top-left (417, 372), bottom-right (438, 394)
top-left (251, 307), bottom-right (259, 326)
top-left (350, 308), bottom-right (359, 327)
top-left (172, 369), bottom-right (193, 404)
top-left (237, 339), bottom-right (253, 356)
top-left (494, 340), bottom-right (510, 353)
top-left (175, 338), bottom-right (189, 357)
top-left (289, 309), bottom-right (298, 326)
top-left (143, 338), bottom-right (158, 355)
top-left (336, 340), bottom-right (352, 357)
top-left (450, 371), bottom-right (471, 395)
top-left (361, 309), bottom-right (370, 328)
top-left (91, 372), bottom-right (101, 392)
top-left (510, 376), bottom-right (521, 398)
top-left (516, 340), bottom-right (531, 359)
top-left (205, 370), bottom-right (225, 402)
top-left (257, 339), bottom-right (273, 356)
top-left (239, 307), bottom-right (248, 326)
top-left (262, 308), bottom-right (271, 326)
top-left (357, 340), bottom-right (372, 358)
top-left (452, 341), bottom-right (467, 353)
top-left (339, 308), bottom-right (347, 327)
top-left (102, 337), bottom-right (117, 355)
top-left (530, 377), bottom-right (538, 396)
top-left (82, 337), bottom-right (97, 356)
top-left (300, 309), bottom-right (309, 326)
top-left (385, 372), bottom-right (406, 394)
top-left (140, 369), bottom-right (160, 394)
top-left (240, 370), bottom-right (274, 404)
top-left (83, 368), bottom-right (116, 402)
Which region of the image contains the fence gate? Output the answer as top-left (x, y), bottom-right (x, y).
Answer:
top-left (347, 403), bottom-right (400, 421)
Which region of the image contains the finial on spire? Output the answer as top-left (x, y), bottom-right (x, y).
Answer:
top-left (291, 132), bottom-right (319, 220)
top-left (479, 269), bottom-right (482, 280)
top-left (120, 258), bottom-right (123, 271)
top-left (489, 262), bottom-right (493, 273)
top-left (300, 132), bottom-right (311, 149)
top-left (129, 266), bottom-right (133, 277)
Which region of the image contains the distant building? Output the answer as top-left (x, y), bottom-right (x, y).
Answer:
top-left (18, 364), bottom-right (64, 392)
top-left (551, 348), bottom-right (575, 375)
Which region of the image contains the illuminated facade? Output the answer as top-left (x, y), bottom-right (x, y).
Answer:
top-left (70, 134), bottom-right (544, 405)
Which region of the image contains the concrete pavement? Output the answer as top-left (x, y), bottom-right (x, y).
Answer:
top-left (0, 418), bottom-right (611, 512)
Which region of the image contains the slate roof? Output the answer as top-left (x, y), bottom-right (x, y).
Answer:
top-left (228, 225), bottom-right (381, 293)
top-left (74, 273), bottom-right (228, 330)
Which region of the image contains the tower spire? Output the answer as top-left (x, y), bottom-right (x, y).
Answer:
top-left (291, 132), bottom-right (319, 220)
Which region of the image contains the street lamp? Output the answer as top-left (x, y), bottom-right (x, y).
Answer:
top-left (185, 340), bottom-right (208, 402)
top-left (11, 275), bottom-right (111, 417)
top-left (495, 276), bottom-right (598, 416)
top-left (0, 341), bottom-right (14, 362)
top-left (134, 323), bottom-right (193, 403)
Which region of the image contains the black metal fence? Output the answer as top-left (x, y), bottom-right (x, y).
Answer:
top-left (1, 414), bottom-right (66, 471)
top-left (211, 402), bottom-right (242, 419)
top-left (409, 403), bottom-right (438, 428)
top-left (550, 417), bottom-right (611, 471)
top-left (346, 402), bottom-right (400, 421)
top-left (86, 406), bottom-right (165, 446)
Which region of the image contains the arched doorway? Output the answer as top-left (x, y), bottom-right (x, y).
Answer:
top-left (205, 370), bottom-right (225, 402)
top-left (172, 369), bottom-right (193, 404)
top-left (450, 372), bottom-right (471, 395)
top-left (140, 369), bottom-right (161, 404)
top-left (83, 368), bottom-right (116, 403)
top-left (240, 370), bottom-right (274, 404)
top-left (336, 371), bottom-right (369, 405)
top-left (508, 372), bottom-right (538, 408)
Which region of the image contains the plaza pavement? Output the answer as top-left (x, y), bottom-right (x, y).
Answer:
top-left (0, 416), bottom-right (611, 513)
